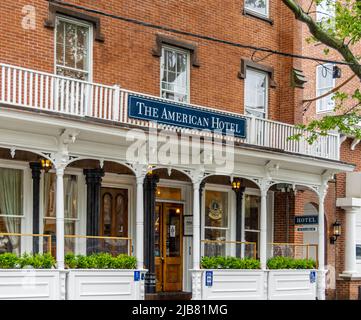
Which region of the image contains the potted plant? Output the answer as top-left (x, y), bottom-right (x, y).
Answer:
top-left (65, 253), bottom-right (145, 300)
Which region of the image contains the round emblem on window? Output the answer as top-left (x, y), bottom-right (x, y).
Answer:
top-left (208, 200), bottom-right (223, 220)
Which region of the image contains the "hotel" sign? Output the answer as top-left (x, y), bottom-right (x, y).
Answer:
top-left (128, 95), bottom-right (247, 138)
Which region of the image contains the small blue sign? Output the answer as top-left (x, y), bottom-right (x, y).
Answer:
top-left (205, 271), bottom-right (213, 287)
top-left (310, 271), bottom-right (317, 283)
top-left (141, 273), bottom-right (145, 280)
top-left (134, 271), bottom-right (140, 282)
top-left (128, 95), bottom-right (247, 138)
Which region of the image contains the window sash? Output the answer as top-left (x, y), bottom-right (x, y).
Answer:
top-left (245, 68), bottom-right (268, 118)
top-left (55, 16), bottom-right (91, 80)
top-left (316, 64), bottom-right (335, 112)
top-left (160, 46), bottom-right (190, 103)
top-left (244, 0), bottom-right (269, 17)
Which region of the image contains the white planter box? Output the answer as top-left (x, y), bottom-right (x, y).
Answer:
top-left (0, 269), bottom-right (61, 300)
top-left (66, 269), bottom-right (146, 300)
top-left (193, 269), bottom-right (265, 300)
top-left (268, 269), bottom-right (317, 300)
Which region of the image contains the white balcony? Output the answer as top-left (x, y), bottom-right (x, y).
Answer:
top-left (0, 63), bottom-right (340, 161)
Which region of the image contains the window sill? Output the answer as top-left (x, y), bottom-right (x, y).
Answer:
top-left (243, 9), bottom-right (273, 25)
top-left (316, 110), bottom-right (335, 115)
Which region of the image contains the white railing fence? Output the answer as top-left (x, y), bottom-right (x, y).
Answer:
top-left (0, 62), bottom-right (340, 160)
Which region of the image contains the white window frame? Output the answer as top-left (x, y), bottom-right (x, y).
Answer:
top-left (54, 15), bottom-right (93, 81)
top-left (201, 185), bottom-right (234, 257)
top-left (160, 45), bottom-right (191, 103)
top-left (244, 0), bottom-right (270, 18)
top-left (244, 67), bottom-right (269, 119)
top-left (0, 160), bottom-right (32, 254)
top-left (316, 63), bottom-right (336, 114)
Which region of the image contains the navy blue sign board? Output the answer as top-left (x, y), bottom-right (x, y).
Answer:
top-left (128, 95), bottom-right (247, 138)
top-left (310, 271), bottom-right (317, 283)
top-left (205, 271), bottom-right (213, 287)
top-left (134, 271), bottom-right (140, 281)
top-left (295, 215), bottom-right (318, 225)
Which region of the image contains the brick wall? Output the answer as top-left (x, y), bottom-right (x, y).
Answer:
top-left (0, 0), bottom-right (302, 123)
top-left (297, 0), bottom-right (361, 300)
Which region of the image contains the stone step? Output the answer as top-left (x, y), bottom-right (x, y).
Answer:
top-left (145, 291), bottom-right (192, 300)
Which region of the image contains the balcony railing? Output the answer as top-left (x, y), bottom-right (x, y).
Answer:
top-left (0, 63), bottom-right (340, 160)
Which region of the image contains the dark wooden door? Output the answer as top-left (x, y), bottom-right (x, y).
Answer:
top-left (100, 188), bottom-right (128, 255)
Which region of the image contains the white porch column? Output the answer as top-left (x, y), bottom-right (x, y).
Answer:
top-left (136, 174), bottom-right (145, 269)
top-left (55, 166), bottom-right (65, 270)
top-left (260, 181), bottom-right (269, 270)
top-left (317, 184), bottom-right (328, 300)
top-left (193, 181), bottom-right (200, 269)
top-left (336, 198), bottom-right (361, 276)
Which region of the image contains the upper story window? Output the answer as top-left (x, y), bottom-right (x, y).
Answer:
top-left (316, 64), bottom-right (335, 113)
top-left (161, 46), bottom-right (190, 103)
top-left (245, 68), bottom-right (268, 118)
top-left (55, 16), bottom-right (92, 81)
top-left (244, 0), bottom-right (269, 18)
top-left (316, 0), bottom-right (335, 23)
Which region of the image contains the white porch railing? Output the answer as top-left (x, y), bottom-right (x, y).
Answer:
top-left (0, 62), bottom-right (340, 160)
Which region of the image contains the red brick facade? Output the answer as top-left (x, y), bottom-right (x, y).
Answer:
top-left (0, 0), bottom-right (360, 299)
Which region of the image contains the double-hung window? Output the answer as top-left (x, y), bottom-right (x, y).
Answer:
top-left (161, 46), bottom-right (190, 103)
top-left (316, 64), bottom-right (335, 113)
top-left (244, 0), bottom-right (269, 18)
top-left (245, 68), bottom-right (268, 118)
top-left (55, 16), bottom-right (92, 81)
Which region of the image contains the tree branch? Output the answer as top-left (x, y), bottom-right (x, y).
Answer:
top-left (282, 0), bottom-right (361, 80)
top-left (302, 74), bottom-right (356, 103)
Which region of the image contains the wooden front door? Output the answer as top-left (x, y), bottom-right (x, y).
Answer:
top-left (155, 203), bottom-right (183, 292)
top-left (100, 188), bottom-right (128, 255)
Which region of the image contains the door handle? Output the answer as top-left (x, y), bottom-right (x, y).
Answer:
top-left (161, 256), bottom-right (165, 262)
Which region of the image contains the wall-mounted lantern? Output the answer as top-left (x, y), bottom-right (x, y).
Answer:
top-left (330, 220), bottom-right (342, 244)
top-left (333, 65), bottom-right (342, 79)
top-left (40, 159), bottom-right (52, 173)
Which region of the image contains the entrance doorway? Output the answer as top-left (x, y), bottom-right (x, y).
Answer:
top-left (100, 187), bottom-right (128, 255)
top-left (155, 202), bottom-right (183, 292)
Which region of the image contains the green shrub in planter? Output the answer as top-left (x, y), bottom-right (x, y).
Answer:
top-left (65, 253), bottom-right (137, 269)
top-left (201, 256), bottom-right (260, 269)
top-left (267, 256), bottom-right (316, 269)
top-left (0, 253), bottom-right (55, 269)
top-left (0, 253), bottom-right (19, 268)
top-left (19, 253), bottom-right (56, 269)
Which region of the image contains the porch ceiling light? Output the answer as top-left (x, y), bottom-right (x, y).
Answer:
top-left (40, 159), bottom-right (52, 172)
top-left (330, 220), bottom-right (341, 244)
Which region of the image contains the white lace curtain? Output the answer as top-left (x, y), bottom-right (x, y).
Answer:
top-left (0, 168), bottom-right (23, 254)
top-left (43, 173), bottom-right (78, 239)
